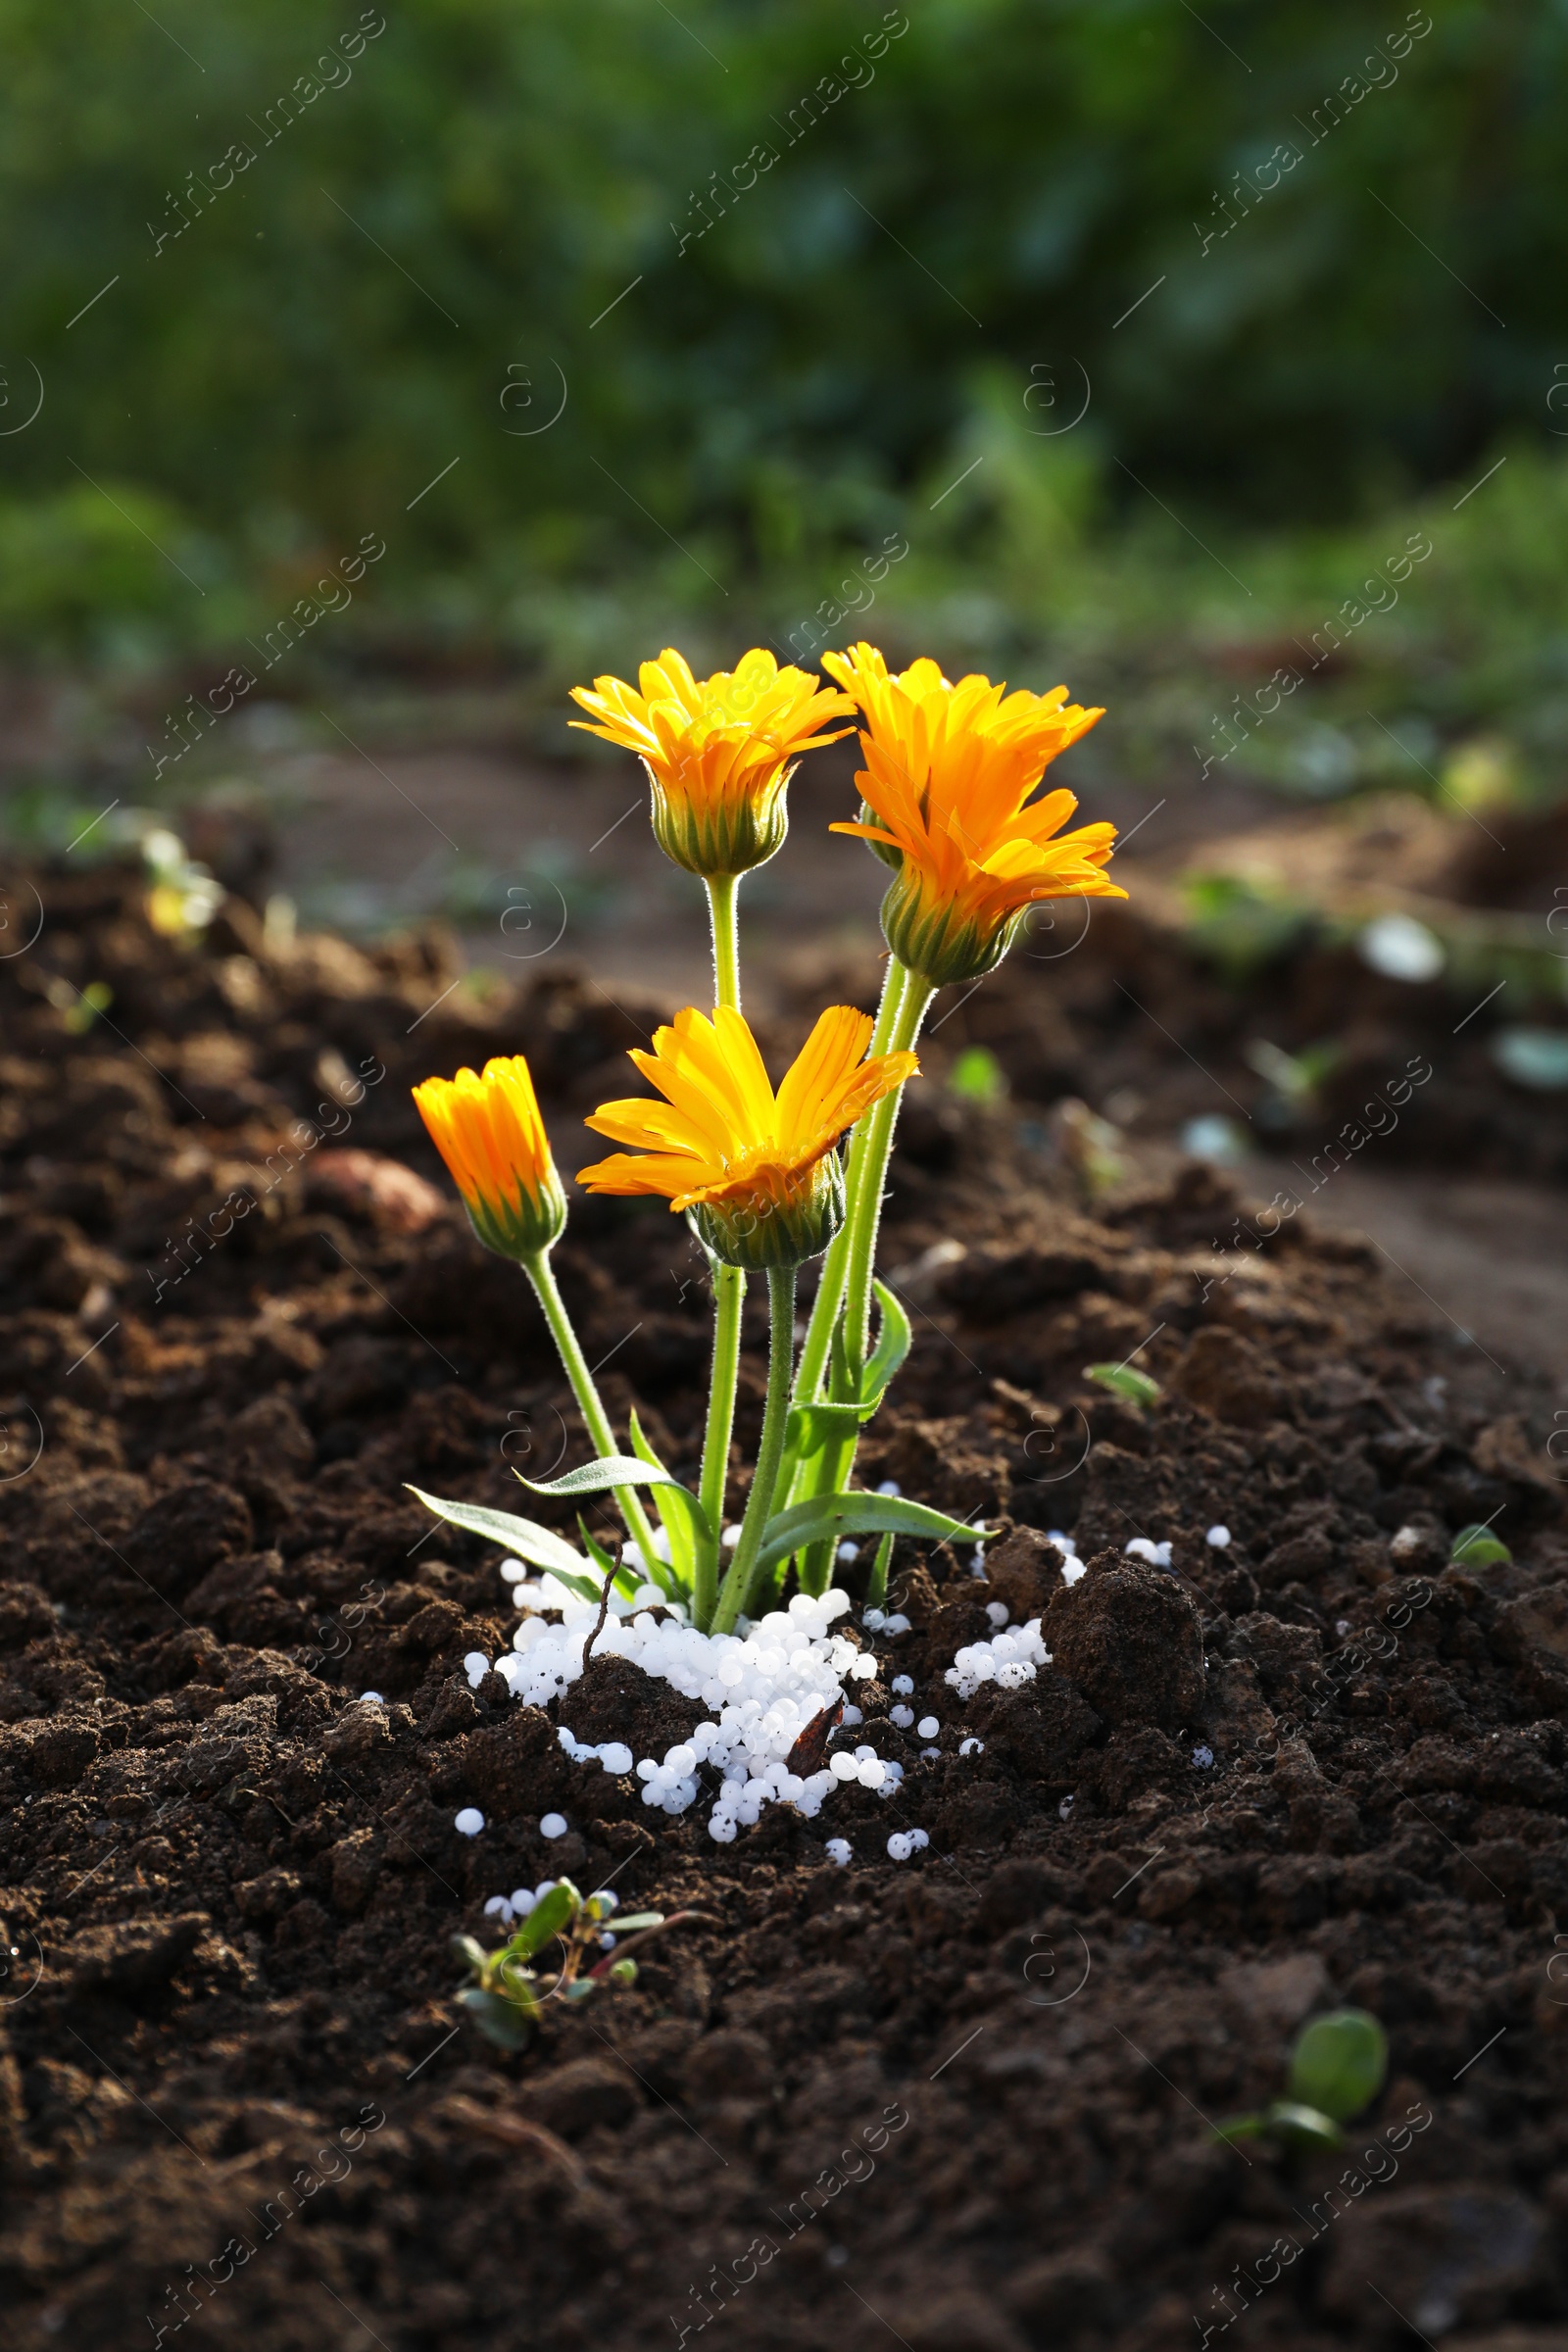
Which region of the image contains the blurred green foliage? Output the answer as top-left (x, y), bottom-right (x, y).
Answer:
top-left (0, 0), bottom-right (1565, 752)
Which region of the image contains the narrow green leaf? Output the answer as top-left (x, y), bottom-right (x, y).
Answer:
top-left (549, 1560), bottom-right (616, 1607)
top-left (606, 1911), bottom-right (663, 1933)
top-left (562, 1979), bottom-right (597, 2003)
top-left (755, 1492), bottom-right (988, 1577)
top-left (627, 1410), bottom-right (669, 1477)
top-left (866, 1529), bottom-right (895, 1609)
top-left (862, 1279), bottom-right (911, 1403)
top-left (656, 1484), bottom-right (711, 1581)
top-left (505, 1883), bottom-right (579, 1961)
top-left (452, 1934), bottom-right (489, 1976)
top-left (576, 1516), bottom-right (644, 1603)
top-left (786, 1399), bottom-right (870, 1459)
top-left (405, 1485), bottom-right (588, 1581)
top-left (578, 1518), bottom-right (617, 1577)
top-left (517, 1454), bottom-right (683, 1500)
top-left (828, 1314), bottom-right (856, 1404)
top-left (1286, 2009), bottom-right (1387, 2124)
top-left (628, 1409), bottom-right (693, 1585)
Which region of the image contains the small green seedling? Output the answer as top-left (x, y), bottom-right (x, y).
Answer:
top-left (949, 1045), bottom-right (1007, 1106)
top-left (1086, 1361), bottom-right (1161, 1410)
top-left (1450, 1523), bottom-right (1511, 1569)
top-left (453, 1880), bottom-right (702, 2051)
top-left (1244, 1037), bottom-right (1341, 1113)
top-left (1055, 1097), bottom-right (1125, 1200)
top-left (62, 980), bottom-right (114, 1035)
top-left (1215, 2007), bottom-right (1388, 2153)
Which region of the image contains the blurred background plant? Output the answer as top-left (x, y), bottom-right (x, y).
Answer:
top-left (0, 0), bottom-right (1562, 802)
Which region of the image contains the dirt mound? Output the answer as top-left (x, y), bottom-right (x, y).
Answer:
top-left (1, 869), bottom-right (1566, 2349)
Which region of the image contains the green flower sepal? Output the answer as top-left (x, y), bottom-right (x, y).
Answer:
top-left (687, 1153), bottom-right (846, 1272)
top-left (878, 864), bottom-right (1029, 989)
top-left (647, 760), bottom-right (794, 880)
top-left (463, 1166), bottom-right (568, 1261)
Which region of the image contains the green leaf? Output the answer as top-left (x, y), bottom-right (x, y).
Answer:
top-left (1286, 2008), bottom-right (1387, 2124)
top-left (517, 1454), bottom-right (683, 1500)
top-left (626, 1410), bottom-right (669, 1479)
top-left (578, 1518), bottom-right (617, 1578)
top-left (861, 1280), bottom-right (912, 1405)
top-left (627, 1409), bottom-right (692, 1583)
top-left (606, 1958), bottom-right (638, 1985)
top-left (653, 1484), bottom-right (712, 1585)
top-left (828, 1312), bottom-right (853, 1402)
top-left (780, 1285), bottom-right (913, 1459)
top-left (1450, 1522), bottom-right (1511, 1567)
top-left (1268, 2100), bottom-right (1346, 2151)
top-left (452, 1934), bottom-right (490, 1977)
top-left (754, 1492), bottom-right (988, 1577)
top-left (575, 1517), bottom-right (648, 1603)
top-left (785, 1399), bottom-right (870, 1458)
top-left (866, 1528), bottom-right (895, 1610)
top-left (1085, 1362), bottom-right (1161, 1408)
top-left (605, 1911), bottom-right (662, 1933)
top-left (458, 1987), bottom-right (533, 2050)
top-left (562, 1978), bottom-right (597, 2003)
top-left (505, 1883), bottom-right (579, 1961)
top-left (405, 1486), bottom-right (592, 1584)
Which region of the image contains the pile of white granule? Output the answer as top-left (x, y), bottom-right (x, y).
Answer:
top-left (945, 1617), bottom-right (1053, 1701)
top-left (466, 1578), bottom-right (902, 1844)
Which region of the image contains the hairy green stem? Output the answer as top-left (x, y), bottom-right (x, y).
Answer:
top-left (794, 965), bottom-right (934, 1592)
top-left (710, 1262), bottom-right (797, 1634)
top-left (693, 1256), bottom-right (744, 1629)
top-left (792, 954), bottom-right (909, 1414)
top-left (695, 869), bottom-right (747, 1628)
top-left (705, 871), bottom-right (741, 1010)
top-left (840, 968), bottom-right (935, 1381)
top-left (521, 1248), bottom-right (662, 1578)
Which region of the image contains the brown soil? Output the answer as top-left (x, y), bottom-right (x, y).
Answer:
top-left (2, 864), bottom-right (1568, 2352)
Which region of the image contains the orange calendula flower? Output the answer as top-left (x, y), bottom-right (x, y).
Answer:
top-left (577, 1004), bottom-right (918, 1270)
top-left (569, 647), bottom-right (855, 879)
top-left (821, 643), bottom-right (1123, 987)
top-left (413, 1054), bottom-right (566, 1261)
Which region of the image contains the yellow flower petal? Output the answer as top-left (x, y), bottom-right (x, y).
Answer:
top-left (577, 1002), bottom-right (918, 1241)
top-left (822, 641), bottom-right (1121, 985)
top-left (413, 1054), bottom-right (565, 1259)
top-left (569, 646), bottom-right (855, 878)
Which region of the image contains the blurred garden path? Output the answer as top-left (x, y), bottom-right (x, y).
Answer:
top-left (260, 724), bottom-right (890, 1005)
top-left (246, 701), bottom-right (1265, 1004)
top-left (1251, 1158), bottom-right (1568, 1386)
top-left (243, 715), bottom-right (1568, 1390)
